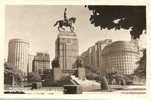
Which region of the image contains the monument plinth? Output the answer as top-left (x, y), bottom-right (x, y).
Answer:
top-left (53, 8), bottom-right (78, 76)
top-left (55, 32), bottom-right (79, 75)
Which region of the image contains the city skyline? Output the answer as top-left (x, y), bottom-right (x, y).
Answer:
top-left (5, 5), bottom-right (146, 65)
top-left (4, 5), bottom-right (147, 95)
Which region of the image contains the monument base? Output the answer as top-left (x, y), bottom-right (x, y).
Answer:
top-left (55, 32), bottom-right (79, 75)
top-left (78, 67), bottom-right (86, 80)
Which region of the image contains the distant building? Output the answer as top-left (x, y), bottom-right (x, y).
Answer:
top-left (28, 54), bottom-right (35, 73)
top-left (80, 39), bottom-right (112, 68)
top-left (32, 52), bottom-right (50, 76)
top-left (55, 32), bottom-right (79, 74)
top-left (101, 41), bottom-right (140, 75)
top-left (7, 39), bottom-right (29, 76)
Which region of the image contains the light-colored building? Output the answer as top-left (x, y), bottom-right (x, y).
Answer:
top-left (80, 51), bottom-right (89, 67)
top-left (55, 32), bottom-right (79, 74)
top-left (7, 39), bottom-right (29, 76)
top-left (33, 52), bottom-right (50, 76)
top-left (28, 54), bottom-right (35, 73)
top-left (80, 39), bottom-right (112, 68)
top-left (95, 39), bottom-right (112, 68)
top-left (101, 41), bottom-right (140, 75)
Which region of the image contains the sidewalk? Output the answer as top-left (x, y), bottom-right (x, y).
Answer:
top-left (4, 85), bottom-right (146, 94)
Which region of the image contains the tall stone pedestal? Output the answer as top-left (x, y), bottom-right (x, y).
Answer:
top-left (78, 67), bottom-right (86, 80)
top-left (55, 32), bottom-right (79, 75)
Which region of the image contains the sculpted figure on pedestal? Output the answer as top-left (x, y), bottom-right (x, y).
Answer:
top-left (53, 8), bottom-right (76, 33)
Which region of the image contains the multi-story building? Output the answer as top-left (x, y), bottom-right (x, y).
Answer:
top-left (32, 52), bottom-right (50, 76)
top-left (7, 39), bottom-right (29, 76)
top-left (55, 32), bottom-right (79, 74)
top-left (101, 41), bottom-right (140, 75)
top-left (28, 54), bottom-right (35, 73)
top-left (80, 39), bottom-right (112, 68)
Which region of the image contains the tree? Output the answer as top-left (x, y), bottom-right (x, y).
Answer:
top-left (100, 76), bottom-right (110, 90)
top-left (74, 57), bottom-right (84, 68)
top-left (134, 49), bottom-right (146, 79)
top-left (51, 57), bottom-right (60, 68)
top-left (28, 72), bottom-right (41, 82)
top-left (4, 62), bottom-right (24, 85)
top-left (87, 6), bottom-right (146, 39)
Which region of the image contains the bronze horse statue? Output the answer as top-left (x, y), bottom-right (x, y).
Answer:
top-left (53, 17), bottom-right (76, 32)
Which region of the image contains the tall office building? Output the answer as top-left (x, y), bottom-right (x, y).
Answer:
top-left (80, 39), bottom-right (112, 68)
top-left (7, 39), bottom-right (29, 76)
top-left (32, 52), bottom-right (50, 76)
top-left (55, 32), bottom-right (79, 74)
top-left (28, 54), bottom-right (35, 73)
top-left (101, 41), bottom-right (140, 75)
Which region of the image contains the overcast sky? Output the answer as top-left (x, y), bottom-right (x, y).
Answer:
top-left (5, 5), bottom-right (146, 62)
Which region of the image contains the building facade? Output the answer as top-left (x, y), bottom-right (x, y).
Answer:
top-left (28, 54), bottom-right (35, 73)
top-left (80, 39), bottom-right (112, 68)
top-left (101, 41), bottom-right (140, 75)
top-left (55, 32), bottom-right (79, 74)
top-left (32, 52), bottom-right (50, 76)
top-left (7, 39), bottom-right (29, 76)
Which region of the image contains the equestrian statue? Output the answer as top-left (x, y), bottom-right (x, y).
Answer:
top-left (53, 8), bottom-right (76, 32)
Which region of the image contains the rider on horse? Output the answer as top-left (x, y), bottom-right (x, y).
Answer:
top-left (64, 8), bottom-right (68, 25)
top-left (53, 8), bottom-right (76, 32)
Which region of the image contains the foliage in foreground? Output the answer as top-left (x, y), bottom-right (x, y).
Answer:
top-left (87, 6), bottom-right (146, 39)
